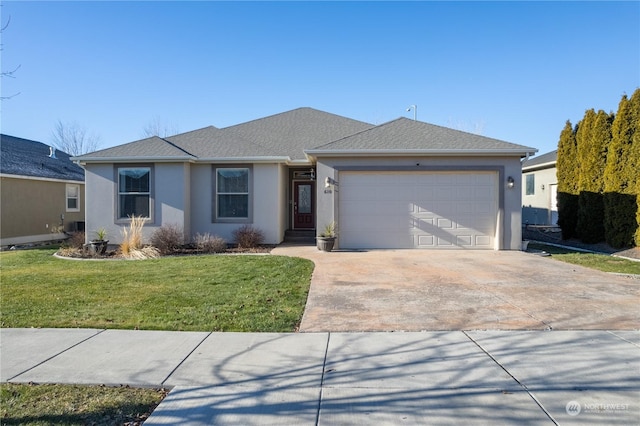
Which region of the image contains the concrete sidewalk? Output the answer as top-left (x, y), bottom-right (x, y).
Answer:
top-left (1, 328), bottom-right (638, 425)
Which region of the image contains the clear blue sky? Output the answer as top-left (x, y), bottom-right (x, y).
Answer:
top-left (2, 1), bottom-right (639, 156)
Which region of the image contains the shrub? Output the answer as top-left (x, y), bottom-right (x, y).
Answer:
top-left (232, 225), bottom-right (265, 249)
top-left (150, 224), bottom-right (184, 255)
top-left (62, 232), bottom-right (85, 249)
top-left (194, 233), bottom-right (227, 253)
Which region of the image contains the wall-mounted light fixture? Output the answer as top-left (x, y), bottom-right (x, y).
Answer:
top-left (324, 177), bottom-right (338, 188)
top-left (507, 176), bottom-right (515, 189)
top-left (541, 184), bottom-right (545, 190)
top-left (310, 168), bottom-right (315, 181)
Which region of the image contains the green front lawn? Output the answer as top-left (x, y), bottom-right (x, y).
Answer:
top-left (528, 243), bottom-right (640, 275)
top-left (0, 248), bottom-right (314, 332)
top-left (0, 383), bottom-right (165, 426)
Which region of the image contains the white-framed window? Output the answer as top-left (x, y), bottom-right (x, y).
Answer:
top-left (66, 184), bottom-right (80, 212)
top-left (118, 167), bottom-right (151, 219)
top-left (526, 174), bottom-right (535, 195)
top-left (214, 167), bottom-right (251, 222)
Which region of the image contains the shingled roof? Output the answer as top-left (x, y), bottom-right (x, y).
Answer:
top-left (1, 134), bottom-right (84, 181)
top-left (222, 107), bottom-right (373, 160)
top-left (522, 150), bottom-right (557, 171)
top-left (306, 118), bottom-right (535, 156)
top-left (74, 108), bottom-right (535, 163)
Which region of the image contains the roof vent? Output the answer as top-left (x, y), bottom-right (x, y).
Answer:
top-left (49, 146), bottom-right (57, 159)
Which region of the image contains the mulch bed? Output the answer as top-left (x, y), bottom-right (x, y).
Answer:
top-left (57, 244), bottom-right (275, 259)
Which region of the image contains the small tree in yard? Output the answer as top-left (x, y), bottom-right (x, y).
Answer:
top-left (232, 225), bottom-right (265, 249)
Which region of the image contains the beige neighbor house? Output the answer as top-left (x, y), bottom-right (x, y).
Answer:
top-left (1, 134), bottom-right (85, 247)
top-left (74, 108), bottom-right (536, 250)
top-left (521, 150), bottom-right (558, 226)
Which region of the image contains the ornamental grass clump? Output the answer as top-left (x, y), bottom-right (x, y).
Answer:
top-left (120, 216), bottom-right (159, 259)
top-left (195, 232), bottom-right (227, 253)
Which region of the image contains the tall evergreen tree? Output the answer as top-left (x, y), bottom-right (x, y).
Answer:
top-left (577, 109), bottom-right (612, 243)
top-left (556, 120), bottom-right (580, 239)
top-left (604, 94), bottom-right (638, 247)
top-left (630, 89), bottom-right (640, 246)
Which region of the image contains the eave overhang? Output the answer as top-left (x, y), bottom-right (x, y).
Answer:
top-left (304, 148), bottom-right (538, 160)
top-left (522, 160), bottom-right (556, 172)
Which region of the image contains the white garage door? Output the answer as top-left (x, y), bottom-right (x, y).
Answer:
top-left (339, 171), bottom-right (498, 249)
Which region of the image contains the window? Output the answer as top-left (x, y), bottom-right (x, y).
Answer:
top-left (215, 167), bottom-right (250, 221)
top-left (526, 174), bottom-right (535, 195)
top-left (118, 167), bottom-right (151, 219)
top-left (66, 184), bottom-right (80, 212)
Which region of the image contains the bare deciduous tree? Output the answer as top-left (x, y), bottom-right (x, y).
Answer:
top-left (51, 120), bottom-right (102, 156)
top-left (1, 14), bottom-right (21, 100)
top-left (142, 116), bottom-right (180, 138)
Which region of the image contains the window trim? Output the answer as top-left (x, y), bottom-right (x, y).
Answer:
top-left (525, 174), bottom-right (535, 196)
top-left (115, 165), bottom-right (154, 223)
top-left (212, 165), bottom-right (253, 223)
top-left (66, 183), bottom-right (80, 212)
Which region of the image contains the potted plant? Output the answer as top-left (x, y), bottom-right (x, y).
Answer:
top-left (90, 228), bottom-right (109, 255)
top-left (317, 222), bottom-right (336, 252)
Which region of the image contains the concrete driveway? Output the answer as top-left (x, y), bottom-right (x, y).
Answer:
top-left (271, 246), bottom-right (640, 332)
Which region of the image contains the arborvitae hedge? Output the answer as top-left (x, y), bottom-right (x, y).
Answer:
top-left (604, 94), bottom-right (638, 248)
top-left (556, 120), bottom-right (579, 239)
top-left (556, 89), bottom-right (639, 248)
top-left (631, 90), bottom-right (640, 246)
top-left (576, 109), bottom-right (611, 244)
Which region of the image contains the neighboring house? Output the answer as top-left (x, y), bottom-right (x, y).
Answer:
top-left (1, 134), bottom-right (85, 247)
top-left (521, 150), bottom-right (558, 226)
top-left (74, 107), bottom-right (536, 250)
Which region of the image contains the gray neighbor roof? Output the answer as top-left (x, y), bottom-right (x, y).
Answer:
top-left (522, 150), bottom-right (557, 171)
top-left (1, 134), bottom-right (84, 181)
top-left (74, 108), bottom-right (535, 163)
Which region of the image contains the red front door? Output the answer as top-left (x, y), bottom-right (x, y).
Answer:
top-left (293, 181), bottom-right (314, 229)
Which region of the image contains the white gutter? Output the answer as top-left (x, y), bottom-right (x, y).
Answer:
top-left (305, 148), bottom-right (538, 158)
top-left (73, 156), bottom-right (197, 165)
top-left (0, 173), bottom-right (84, 184)
top-left (522, 160), bottom-right (557, 172)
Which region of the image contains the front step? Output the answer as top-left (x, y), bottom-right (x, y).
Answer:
top-left (284, 229), bottom-right (316, 244)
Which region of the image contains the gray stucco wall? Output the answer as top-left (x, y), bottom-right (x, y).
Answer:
top-left (84, 162), bottom-right (190, 244)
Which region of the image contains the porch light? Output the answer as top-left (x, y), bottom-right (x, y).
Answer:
top-left (507, 176), bottom-right (515, 189)
top-left (325, 177), bottom-right (338, 188)
top-left (310, 168), bottom-right (315, 181)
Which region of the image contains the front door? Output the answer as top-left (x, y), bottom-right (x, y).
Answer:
top-left (293, 181), bottom-right (314, 229)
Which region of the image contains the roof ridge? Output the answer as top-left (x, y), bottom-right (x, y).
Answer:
top-left (222, 107), bottom-right (373, 130)
top-left (159, 136), bottom-right (198, 157)
top-left (168, 125), bottom-right (219, 138)
top-left (310, 118), bottom-right (398, 150)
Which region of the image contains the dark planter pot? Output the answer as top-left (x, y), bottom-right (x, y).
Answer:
top-left (316, 237), bottom-right (336, 252)
top-left (89, 240), bottom-right (109, 255)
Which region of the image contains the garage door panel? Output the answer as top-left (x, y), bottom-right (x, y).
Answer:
top-left (339, 171), bottom-right (498, 249)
